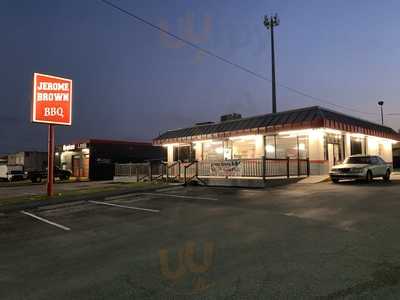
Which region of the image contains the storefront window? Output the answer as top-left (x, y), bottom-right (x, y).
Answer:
top-left (297, 136), bottom-right (309, 159)
top-left (231, 139), bottom-right (256, 159)
top-left (173, 145), bottom-right (195, 162)
top-left (350, 137), bottom-right (363, 155)
top-left (203, 141), bottom-right (224, 161)
top-left (265, 136), bottom-right (276, 159)
top-left (276, 136), bottom-right (298, 159)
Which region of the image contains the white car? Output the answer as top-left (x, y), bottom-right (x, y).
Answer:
top-left (329, 155), bottom-right (392, 183)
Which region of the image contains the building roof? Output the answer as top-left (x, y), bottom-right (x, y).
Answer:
top-left (62, 139), bottom-right (153, 146)
top-left (154, 106), bottom-right (400, 144)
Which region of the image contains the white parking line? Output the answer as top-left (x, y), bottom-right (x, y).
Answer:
top-left (105, 193), bottom-right (143, 201)
top-left (20, 211), bottom-right (71, 231)
top-left (88, 200), bottom-right (160, 213)
top-left (140, 193), bottom-right (218, 201)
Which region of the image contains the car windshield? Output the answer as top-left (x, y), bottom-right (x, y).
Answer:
top-left (344, 156), bottom-right (372, 164)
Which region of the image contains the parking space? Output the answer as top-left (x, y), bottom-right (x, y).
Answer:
top-left (3, 181), bottom-right (400, 299)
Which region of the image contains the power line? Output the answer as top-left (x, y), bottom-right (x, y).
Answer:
top-left (99, 0), bottom-right (379, 117)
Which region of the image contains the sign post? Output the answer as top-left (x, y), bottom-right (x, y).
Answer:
top-left (47, 124), bottom-right (55, 196)
top-left (32, 73), bottom-right (73, 196)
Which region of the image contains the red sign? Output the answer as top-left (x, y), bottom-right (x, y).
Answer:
top-left (32, 73), bottom-right (73, 126)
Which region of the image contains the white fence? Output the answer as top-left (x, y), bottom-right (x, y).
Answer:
top-left (115, 158), bottom-right (309, 183)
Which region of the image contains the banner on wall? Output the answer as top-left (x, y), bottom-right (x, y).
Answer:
top-left (210, 160), bottom-right (242, 177)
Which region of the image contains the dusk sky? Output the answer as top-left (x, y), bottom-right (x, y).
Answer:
top-left (1, 0), bottom-right (400, 153)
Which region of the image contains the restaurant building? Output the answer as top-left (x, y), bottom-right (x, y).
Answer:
top-left (154, 106), bottom-right (400, 177)
top-left (57, 139), bottom-right (164, 180)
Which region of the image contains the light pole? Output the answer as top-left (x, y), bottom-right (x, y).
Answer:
top-left (264, 14), bottom-right (280, 114)
top-left (378, 100), bottom-right (384, 125)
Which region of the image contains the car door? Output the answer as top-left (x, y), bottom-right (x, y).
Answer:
top-left (376, 157), bottom-right (388, 176)
top-left (369, 157), bottom-right (380, 176)
top-left (371, 156), bottom-right (383, 176)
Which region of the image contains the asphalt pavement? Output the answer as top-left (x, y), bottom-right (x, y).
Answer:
top-left (0, 180), bottom-right (115, 199)
top-left (2, 180), bottom-right (400, 299)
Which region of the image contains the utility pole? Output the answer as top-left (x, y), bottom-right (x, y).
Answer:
top-left (264, 14), bottom-right (280, 114)
top-left (378, 100), bottom-right (384, 125)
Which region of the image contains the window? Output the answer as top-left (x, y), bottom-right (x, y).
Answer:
top-left (203, 142), bottom-right (224, 161)
top-left (173, 145), bottom-right (195, 162)
top-left (344, 156), bottom-right (372, 164)
top-left (297, 136), bottom-right (309, 159)
top-left (370, 156), bottom-right (379, 165)
top-left (376, 157), bottom-right (386, 164)
top-left (350, 137), bottom-right (363, 155)
top-left (265, 136), bottom-right (276, 159)
top-left (231, 139), bottom-right (256, 159)
top-left (275, 135), bottom-right (309, 159)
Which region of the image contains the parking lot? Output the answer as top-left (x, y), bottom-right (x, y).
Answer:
top-left (2, 180), bottom-right (400, 299)
top-left (0, 180), bottom-right (117, 199)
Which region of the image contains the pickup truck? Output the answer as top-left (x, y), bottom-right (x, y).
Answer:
top-left (27, 167), bottom-right (72, 183)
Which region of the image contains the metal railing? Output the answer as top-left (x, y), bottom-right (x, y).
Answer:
top-left (197, 157), bottom-right (309, 178)
top-left (183, 161), bottom-right (199, 185)
top-left (115, 157), bottom-right (310, 184)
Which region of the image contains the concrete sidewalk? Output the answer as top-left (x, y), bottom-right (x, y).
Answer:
top-left (297, 175), bottom-right (329, 184)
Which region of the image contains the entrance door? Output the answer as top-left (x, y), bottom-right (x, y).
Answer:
top-left (72, 156), bottom-right (80, 177)
top-left (328, 144), bottom-right (340, 170)
top-left (82, 155), bottom-right (89, 177)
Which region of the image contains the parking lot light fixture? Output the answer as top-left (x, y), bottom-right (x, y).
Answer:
top-left (378, 100), bottom-right (384, 125)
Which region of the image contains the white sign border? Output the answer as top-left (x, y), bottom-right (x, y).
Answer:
top-left (32, 72), bottom-right (73, 126)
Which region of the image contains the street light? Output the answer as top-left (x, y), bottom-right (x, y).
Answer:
top-left (378, 100), bottom-right (384, 125)
top-left (264, 14), bottom-right (280, 114)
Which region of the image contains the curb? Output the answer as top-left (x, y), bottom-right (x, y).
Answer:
top-left (0, 184), bottom-right (182, 214)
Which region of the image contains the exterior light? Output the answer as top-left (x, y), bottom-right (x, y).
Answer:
top-left (193, 140), bottom-right (212, 145)
top-left (229, 135), bottom-right (258, 141)
top-left (162, 143), bottom-right (180, 148)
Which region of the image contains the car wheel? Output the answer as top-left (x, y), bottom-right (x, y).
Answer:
top-left (383, 170), bottom-right (391, 182)
top-left (366, 170), bottom-right (373, 182)
top-left (331, 178), bottom-right (340, 184)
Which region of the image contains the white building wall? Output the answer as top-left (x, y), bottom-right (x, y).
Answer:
top-left (366, 138), bottom-right (393, 163)
top-left (380, 142), bottom-right (393, 163)
top-left (308, 131), bottom-right (329, 175)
